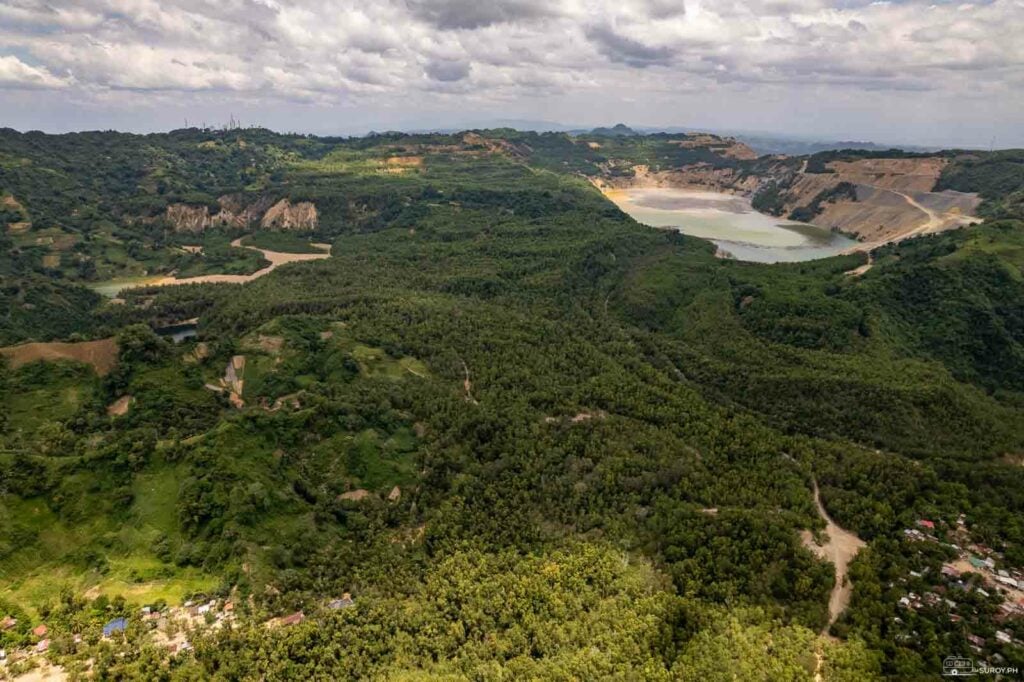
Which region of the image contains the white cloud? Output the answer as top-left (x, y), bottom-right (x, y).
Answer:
top-left (0, 54), bottom-right (68, 88)
top-left (0, 0), bottom-right (1021, 142)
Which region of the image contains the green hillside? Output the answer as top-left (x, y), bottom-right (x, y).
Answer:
top-left (1, 129), bottom-right (1023, 679)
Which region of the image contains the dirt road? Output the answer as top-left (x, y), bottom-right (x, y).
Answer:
top-left (801, 480), bottom-right (866, 631)
top-left (93, 238), bottom-right (332, 296)
top-left (845, 189), bottom-right (975, 254)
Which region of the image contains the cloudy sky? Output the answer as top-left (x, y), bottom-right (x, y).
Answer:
top-left (1, 0), bottom-right (1023, 146)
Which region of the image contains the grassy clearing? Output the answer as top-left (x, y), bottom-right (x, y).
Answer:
top-left (1, 338), bottom-right (118, 375)
top-left (351, 344), bottom-right (430, 380)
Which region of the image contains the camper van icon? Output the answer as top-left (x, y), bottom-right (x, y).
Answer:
top-left (943, 656), bottom-right (977, 676)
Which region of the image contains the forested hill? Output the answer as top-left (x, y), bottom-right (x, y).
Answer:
top-left (1, 127), bottom-right (1024, 679)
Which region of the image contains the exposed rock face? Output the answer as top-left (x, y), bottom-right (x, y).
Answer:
top-left (164, 195), bottom-right (317, 233)
top-left (671, 135), bottom-right (759, 160)
top-left (594, 164), bottom-right (762, 195)
top-left (260, 199), bottom-right (318, 230)
top-left (165, 204), bottom-right (214, 233)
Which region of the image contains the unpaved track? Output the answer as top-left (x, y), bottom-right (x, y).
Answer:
top-left (845, 188), bottom-right (975, 254)
top-left (802, 480), bottom-right (866, 631)
top-left (158, 238), bottom-right (331, 286)
top-left (95, 238), bottom-right (331, 295)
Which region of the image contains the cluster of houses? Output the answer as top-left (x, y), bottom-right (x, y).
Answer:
top-left (896, 516), bottom-right (1024, 660)
top-left (1, 592), bottom-right (358, 671)
top-left (0, 613), bottom-right (131, 670)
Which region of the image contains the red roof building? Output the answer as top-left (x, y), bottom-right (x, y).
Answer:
top-left (278, 611), bottom-right (305, 626)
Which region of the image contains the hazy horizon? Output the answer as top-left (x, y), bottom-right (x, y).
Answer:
top-left (2, 0), bottom-right (1023, 148)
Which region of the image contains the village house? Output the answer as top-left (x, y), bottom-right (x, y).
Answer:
top-left (31, 624), bottom-right (47, 638)
top-left (280, 611), bottom-right (305, 626)
top-left (328, 593), bottom-right (355, 610)
top-left (266, 611), bottom-right (305, 628)
top-left (35, 639), bottom-right (49, 653)
top-left (103, 618), bottom-right (128, 638)
top-left (0, 616), bottom-right (15, 631)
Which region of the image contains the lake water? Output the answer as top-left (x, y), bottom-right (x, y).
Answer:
top-left (155, 322), bottom-right (199, 343)
top-left (604, 188), bottom-right (856, 263)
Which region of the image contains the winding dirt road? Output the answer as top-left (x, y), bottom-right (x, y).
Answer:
top-left (94, 238), bottom-right (332, 296)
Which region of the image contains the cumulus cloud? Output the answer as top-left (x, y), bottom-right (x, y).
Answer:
top-left (0, 0), bottom-right (1021, 140)
top-left (0, 54), bottom-right (68, 88)
top-left (585, 25), bottom-right (675, 68)
top-left (424, 58), bottom-right (471, 82)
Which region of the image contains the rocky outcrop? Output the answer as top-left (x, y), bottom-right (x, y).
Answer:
top-left (164, 195), bottom-right (317, 233)
top-left (165, 204), bottom-right (213, 233)
top-left (592, 163), bottom-right (761, 195)
top-left (260, 199), bottom-right (318, 231)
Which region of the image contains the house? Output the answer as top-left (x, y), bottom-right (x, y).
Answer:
top-left (917, 519), bottom-right (935, 530)
top-left (995, 630), bottom-right (1012, 644)
top-left (280, 611), bottom-right (305, 626)
top-left (268, 611), bottom-right (305, 628)
top-left (223, 601), bottom-right (234, 613)
top-left (941, 564), bottom-right (961, 578)
top-left (35, 639), bottom-right (49, 653)
top-left (977, 588), bottom-right (990, 598)
top-left (0, 616), bottom-right (15, 631)
top-left (103, 618), bottom-right (128, 637)
top-left (967, 634), bottom-right (986, 648)
top-left (32, 624), bottom-right (47, 638)
top-left (969, 556), bottom-right (988, 570)
top-left (327, 593), bottom-right (355, 609)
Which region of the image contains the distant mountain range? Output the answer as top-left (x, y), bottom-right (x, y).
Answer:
top-left (405, 119), bottom-right (952, 155)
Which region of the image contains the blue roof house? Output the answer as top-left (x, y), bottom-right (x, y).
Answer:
top-left (103, 618), bottom-right (128, 637)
